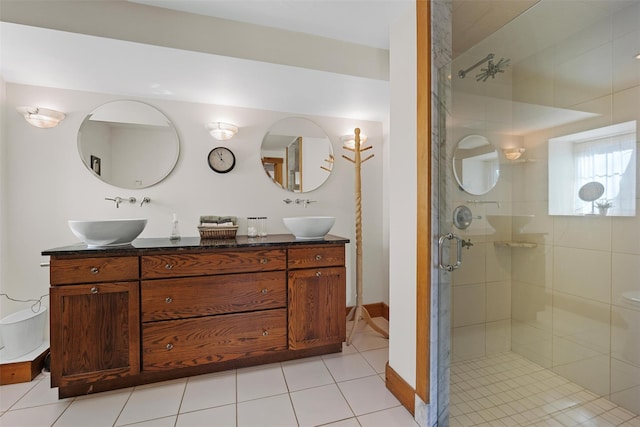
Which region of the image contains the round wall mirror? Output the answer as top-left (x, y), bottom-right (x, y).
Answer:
top-left (260, 117), bottom-right (333, 193)
top-left (77, 100), bottom-right (180, 189)
top-left (453, 134), bottom-right (500, 195)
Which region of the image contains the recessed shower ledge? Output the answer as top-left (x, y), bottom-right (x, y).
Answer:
top-left (494, 241), bottom-right (537, 248)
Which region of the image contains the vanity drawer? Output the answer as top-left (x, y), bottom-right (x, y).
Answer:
top-left (50, 256), bottom-right (138, 285)
top-left (141, 249), bottom-right (286, 279)
top-left (142, 309), bottom-right (287, 371)
top-left (287, 245), bottom-right (345, 270)
top-left (141, 271), bottom-right (286, 321)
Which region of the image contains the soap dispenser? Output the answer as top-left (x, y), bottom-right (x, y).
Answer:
top-left (170, 213), bottom-right (181, 240)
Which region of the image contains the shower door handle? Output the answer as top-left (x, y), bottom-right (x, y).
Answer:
top-left (438, 233), bottom-right (463, 271)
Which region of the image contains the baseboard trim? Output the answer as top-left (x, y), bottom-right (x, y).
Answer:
top-left (346, 303), bottom-right (408, 412)
top-left (345, 302), bottom-right (389, 320)
top-left (385, 362), bottom-right (415, 416)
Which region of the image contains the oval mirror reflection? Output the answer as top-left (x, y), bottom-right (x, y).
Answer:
top-left (453, 134), bottom-right (499, 195)
top-left (260, 117), bottom-right (333, 193)
top-left (78, 100), bottom-right (180, 189)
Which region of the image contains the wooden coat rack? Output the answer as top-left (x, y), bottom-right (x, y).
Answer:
top-left (343, 128), bottom-right (389, 344)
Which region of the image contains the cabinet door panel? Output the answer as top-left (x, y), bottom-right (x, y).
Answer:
top-left (142, 309), bottom-right (287, 371)
top-left (141, 271), bottom-right (286, 321)
top-left (288, 267), bottom-right (346, 350)
top-left (50, 282), bottom-right (140, 387)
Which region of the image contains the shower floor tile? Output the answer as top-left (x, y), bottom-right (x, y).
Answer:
top-left (450, 352), bottom-right (640, 427)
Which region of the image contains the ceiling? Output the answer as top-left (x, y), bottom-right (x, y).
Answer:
top-left (0, 0), bottom-right (413, 122)
top-left (128, 0), bottom-right (406, 50)
top-left (0, 0), bottom-right (554, 123)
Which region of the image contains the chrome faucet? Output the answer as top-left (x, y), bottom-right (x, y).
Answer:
top-left (295, 199), bottom-right (316, 208)
top-left (105, 197), bottom-right (123, 208)
top-left (139, 197), bottom-right (151, 207)
top-left (105, 197), bottom-right (136, 208)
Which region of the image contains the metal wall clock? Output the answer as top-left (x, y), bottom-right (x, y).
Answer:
top-left (208, 147), bottom-right (236, 174)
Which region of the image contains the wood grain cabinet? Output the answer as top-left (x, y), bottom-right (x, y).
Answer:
top-left (288, 246), bottom-right (346, 349)
top-left (44, 237), bottom-right (347, 398)
top-left (140, 249), bottom-right (288, 371)
top-left (49, 257), bottom-right (140, 391)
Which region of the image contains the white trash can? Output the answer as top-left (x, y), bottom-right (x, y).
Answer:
top-left (0, 306), bottom-right (47, 359)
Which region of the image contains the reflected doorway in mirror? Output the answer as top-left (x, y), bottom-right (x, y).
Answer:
top-left (260, 117), bottom-right (333, 193)
top-left (262, 157), bottom-right (284, 186)
top-left (90, 155), bottom-right (101, 176)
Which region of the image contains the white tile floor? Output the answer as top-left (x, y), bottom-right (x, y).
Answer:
top-left (450, 352), bottom-right (640, 427)
top-left (6, 320), bottom-right (637, 427)
top-left (0, 317), bottom-right (420, 427)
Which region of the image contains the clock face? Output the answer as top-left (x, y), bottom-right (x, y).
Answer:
top-left (208, 147), bottom-right (236, 174)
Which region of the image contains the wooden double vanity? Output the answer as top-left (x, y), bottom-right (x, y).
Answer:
top-left (42, 235), bottom-right (349, 398)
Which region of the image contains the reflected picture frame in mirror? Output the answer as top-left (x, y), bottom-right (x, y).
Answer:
top-left (453, 134), bottom-right (500, 195)
top-left (260, 117), bottom-right (333, 193)
top-left (77, 100), bottom-right (180, 189)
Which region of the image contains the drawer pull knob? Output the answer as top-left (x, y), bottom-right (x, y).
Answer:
top-left (90, 267), bottom-right (99, 274)
top-left (165, 297), bottom-right (173, 303)
top-left (262, 330), bottom-right (269, 336)
top-left (260, 258), bottom-right (268, 264)
top-left (165, 264), bottom-right (173, 270)
top-left (90, 287), bottom-right (98, 294)
top-left (166, 343), bottom-right (174, 350)
top-left (261, 288), bottom-right (268, 294)
top-left (316, 271), bottom-right (322, 277)
top-left (315, 255), bottom-right (322, 261)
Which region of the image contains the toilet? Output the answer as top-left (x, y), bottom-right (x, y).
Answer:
top-left (622, 291), bottom-right (640, 305)
top-left (0, 306), bottom-right (47, 360)
top-left (621, 291), bottom-right (640, 365)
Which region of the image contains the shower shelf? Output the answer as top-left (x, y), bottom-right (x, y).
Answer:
top-left (494, 241), bottom-right (537, 248)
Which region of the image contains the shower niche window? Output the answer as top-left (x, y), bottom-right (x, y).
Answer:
top-left (549, 121), bottom-right (636, 216)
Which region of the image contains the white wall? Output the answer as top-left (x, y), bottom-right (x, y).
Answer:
top-left (0, 76), bottom-right (8, 317)
top-left (1, 83), bottom-right (386, 317)
top-left (388, 5), bottom-right (418, 388)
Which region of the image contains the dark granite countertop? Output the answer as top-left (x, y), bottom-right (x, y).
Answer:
top-left (42, 234), bottom-right (350, 256)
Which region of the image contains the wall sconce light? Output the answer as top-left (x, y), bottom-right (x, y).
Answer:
top-left (207, 122), bottom-right (238, 140)
top-left (16, 106), bottom-right (66, 128)
top-left (340, 133), bottom-right (367, 149)
top-left (503, 147), bottom-right (526, 160)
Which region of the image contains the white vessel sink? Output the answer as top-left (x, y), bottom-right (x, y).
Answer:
top-left (283, 216), bottom-right (335, 240)
top-left (486, 214), bottom-right (534, 233)
top-left (68, 218), bottom-right (147, 247)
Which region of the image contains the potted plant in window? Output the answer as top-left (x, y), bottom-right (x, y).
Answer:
top-left (595, 200), bottom-right (613, 216)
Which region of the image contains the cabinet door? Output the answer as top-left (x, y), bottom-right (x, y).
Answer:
top-left (288, 266), bottom-right (346, 350)
top-left (50, 282), bottom-right (140, 387)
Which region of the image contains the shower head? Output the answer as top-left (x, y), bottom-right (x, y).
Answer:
top-left (475, 57), bottom-right (510, 82)
top-left (458, 53), bottom-right (510, 82)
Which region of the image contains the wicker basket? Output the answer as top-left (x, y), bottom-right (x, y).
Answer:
top-left (198, 225), bottom-right (238, 240)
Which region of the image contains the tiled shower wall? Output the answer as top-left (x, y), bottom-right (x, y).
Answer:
top-left (510, 2), bottom-right (640, 414)
top-left (449, 1), bottom-right (639, 416)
